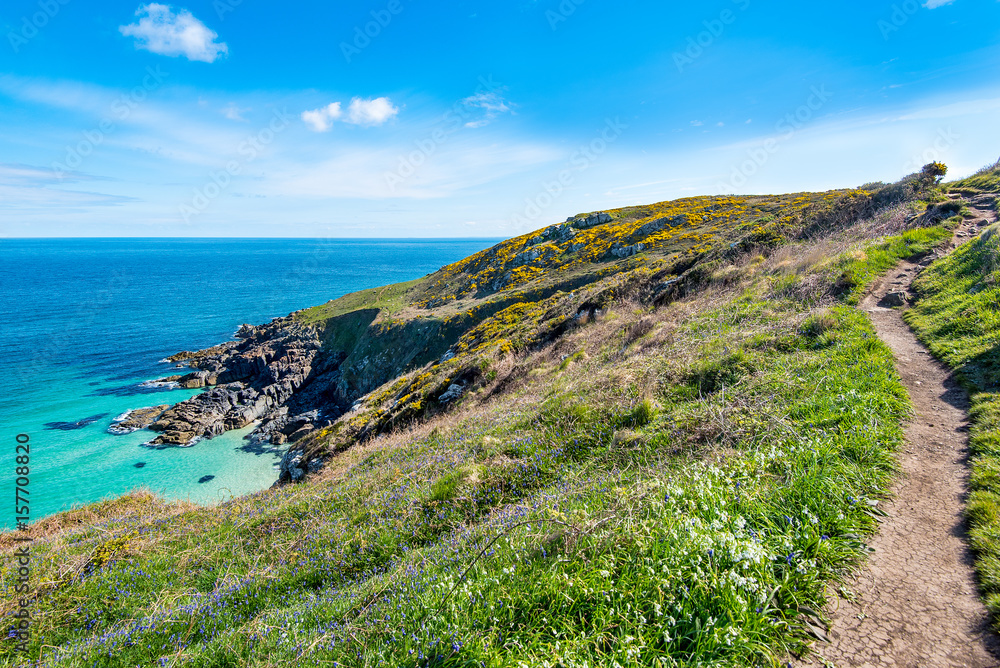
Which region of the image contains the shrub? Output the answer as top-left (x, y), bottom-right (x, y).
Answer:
top-left (922, 161), bottom-right (948, 181)
top-left (624, 317), bottom-right (656, 342)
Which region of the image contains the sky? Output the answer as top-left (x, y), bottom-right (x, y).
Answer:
top-left (0, 0), bottom-right (999, 238)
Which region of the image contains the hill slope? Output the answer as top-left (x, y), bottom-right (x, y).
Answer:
top-left (2, 165), bottom-right (994, 667)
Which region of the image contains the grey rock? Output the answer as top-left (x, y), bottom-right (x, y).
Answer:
top-left (281, 451), bottom-right (306, 482)
top-left (529, 224), bottom-right (577, 245)
top-left (634, 215), bottom-right (686, 239)
top-left (570, 212), bottom-right (612, 229)
top-left (610, 243), bottom-right (646, 258)
top-left (276, 448), bottom-right (325, 484)
top-left (880, 292), bottom-right (909, 307)
top-left (439, 383), bottom-right (466, 403)
top-left (108, 405), bottom-right (170, 435)
top-left (511, 247), bottom-right (544, 268)
top-left (148, 318), bottom-right (329, 446)
top-left (492, 271), bottom-right (514, 291)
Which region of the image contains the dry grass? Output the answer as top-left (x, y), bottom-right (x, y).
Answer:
top-left (0, 490), bottom-right (195, 553)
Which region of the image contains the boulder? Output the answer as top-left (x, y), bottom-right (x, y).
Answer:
top-left (280, 451), bottom-right (306, 482)
top-left (880, 292), bottom-right (909, 307)
top-left (439, 383), bottom-right (466, 403)
top-left (610, 243), bottom-right (646, 258)
top-left (276, 448), bottom-right (325, 484)
top-left (569, 212), bottom-right (612, 229)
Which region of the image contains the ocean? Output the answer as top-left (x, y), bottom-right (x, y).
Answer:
top-left (0, 238), bottom-right (499, 527)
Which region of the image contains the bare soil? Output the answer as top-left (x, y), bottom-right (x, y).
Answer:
top-left (799, 207), bottom-right (1000, 668)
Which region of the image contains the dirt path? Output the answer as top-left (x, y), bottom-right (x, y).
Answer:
top-left (799, 204), bottom-right (1000, 668)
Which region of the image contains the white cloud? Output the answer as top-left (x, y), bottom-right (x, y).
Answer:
top-left (301, 102), bottom-right (342, 132)
top-left (461, 90), bottom-right (513, 128)
top-left (220, 103), bottom-right (249, 121)
top-left (301, 97), bottom-right (399, 132)
top-left (345, 97), bottom-right (399, 126)
top-left (120, 4), bottom-right (228, 63)
top-left (924, 0), bottom-right (955, 7)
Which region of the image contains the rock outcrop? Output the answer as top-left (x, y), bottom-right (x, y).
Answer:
top-left (529, 223), bottom-right (577, 245)
top-left (275, 448), bottom-right (327, 485)
top-left (569, 212), bottom-right (612, 229)
top-left (109, 406), bottom-right (170, 435)
top-left (610, 242), bottom-right (646, 258)
top-left (146, 317), bottom-right (342, 447)
top-left (633, 215), bottom-right (685, 239)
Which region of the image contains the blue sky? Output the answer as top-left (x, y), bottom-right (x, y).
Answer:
top-left (1, 0), bottom-right (999, 237)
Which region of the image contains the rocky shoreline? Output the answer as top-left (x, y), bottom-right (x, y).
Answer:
top-left (135, 317), bottom-right (345, 450)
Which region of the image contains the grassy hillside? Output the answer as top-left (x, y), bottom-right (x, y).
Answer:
top-left (905, 179), bottom-right (1000, 623)
top-left (0, 170), bottom-right (976, 667)
top-left (948, 159), bottom-right (1000, 196)
top-left (284, 186), bottom-right (928, 448)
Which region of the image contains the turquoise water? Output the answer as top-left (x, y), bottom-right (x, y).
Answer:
top-left (0, 238), bottom-right (499, 526)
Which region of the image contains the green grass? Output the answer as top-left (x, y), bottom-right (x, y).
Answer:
top-left (905, 223), bottom-right (1000, 624)
top-left (948, 160), bottom-right (1000, 196)
top-left (296, 278), bottom-right (423, 325)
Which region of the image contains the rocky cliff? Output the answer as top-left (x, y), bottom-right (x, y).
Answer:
top-left (147, 317), bottom-right (341, 446)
